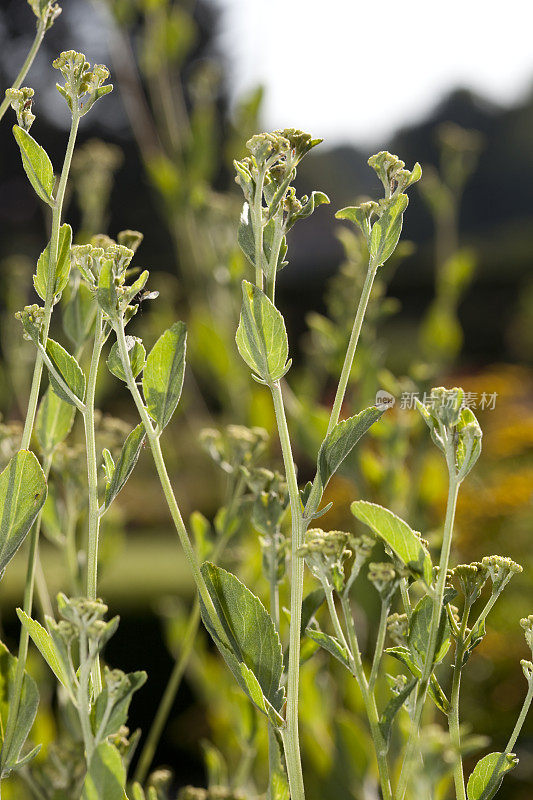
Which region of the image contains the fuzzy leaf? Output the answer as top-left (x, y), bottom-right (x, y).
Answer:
top-left (370, 193), bottom-right (408, 266)
top-left (0, 640), bottom-right (40, 777)
top-left (33, 224), bottom-right (72, 301)
top-left (63, 283), bottom-right (96, 348)
top-left (236, 280), bottom-right (290, 383)
top-left (379, 678), bottom-right (416, 748)
top-left (408, 595), bottom-right (450, 668)
top-left (81, 741), bottom-right (127, 800)
top-left (142, 322), bottom-right (186, 430)
top-left (93, 670), bottom-right (147, 740)
top-left (104, 424), bottom-right (145, 510)
top-left (199, 562), bottom-right (285, 721)
top-left (384, 646), bottom-right (450, 714)
top-left (16, 611), bottom-right (71, 691)
top-left (36, 388), bottom-right (75, 455)
top-left (467, 752), bottom-right (518, 800)
top-left (13, 125), bottom-right (54, 205)
top-left (0, 451), bottom-right (47, 576)
top-left (350, 501), bottom-right (433, 585)
top-left (317, 407), bottom-right (383, 492)
top-left (46, 339), bottom-right (86, 406)
top-left (96, 260), bottom-right (118, 319)
top-left (305, 628), bottom-right (351, 670)
top-left (107, 337), bottom-right (146, 383)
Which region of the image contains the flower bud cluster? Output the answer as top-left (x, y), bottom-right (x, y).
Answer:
top-left (53, 51), bottom-right (112, 115)
top-left (5, 87), bottom-right (35, 131)
top-left (387, 612), bottom-right (408, 646)
top-left (15, 304), bottom-right (44, 341)
top-left (520, 615), bottom-right (533, 654)
top-left (298, 529), bottom-right (353, 593)
top-left (27, 0), bottom-right (61, 29)
top-left (199, 425), bottom-right (268, 474)
top-left (482, 555), bottom-right (522, 595)
top-left (368, 561), bottom-right (407, 601)
top-left (451, 562), bottom-right (489, 603)
top-left (368, 151), bottom-right (422, 198)
top-left (71, 231), bottom-right (143, 290)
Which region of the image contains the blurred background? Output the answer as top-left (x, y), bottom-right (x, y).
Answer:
top-left (1, 0), bottom-right (533, 797)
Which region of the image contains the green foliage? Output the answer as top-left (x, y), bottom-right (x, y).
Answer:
top-left (236, 281), bottom-right (290, 384)
top-left (316, 407), bottom-right (383, 493)
top-left (36, 387), bottom-right (75, 455)
top-left (350, 501), bottom-right (433, 585)
top-left (466, 752), bottom-right (518, 800)
top-left (46, 338), bottom-right (86, 406)
top-left (108, 337), bottom-right (146, 383)
top-left (0, 450), bottom-right (47, 577)
top-left (103, 424), bottom-right (145, 511)
top-left (33, 223), bottom-right (72, 301)
top-left (12, 125), bottom-right (54, 205)
top-left (81, 741), bottom-right (127, 800)
top-left (142, 322), bottom-right (187, 430)
top-left (0, 640), bottom-right (40, 777)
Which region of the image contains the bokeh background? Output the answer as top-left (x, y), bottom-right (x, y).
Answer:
top-left (1, 0), bottom-right (533, 797)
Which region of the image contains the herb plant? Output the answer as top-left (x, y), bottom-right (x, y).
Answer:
top-left (0, 15), bottom-right (531, 800)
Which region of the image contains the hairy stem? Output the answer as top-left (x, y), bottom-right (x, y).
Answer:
top-left (270, 381), bottom-right (305, 800)
top-left (397, 442), bottom-right (460, 799)
top-left (0, 18), bottom-right (47, 122)
top-left (449, 604), bottom-right (471, 800)
top-left (83, 308), bottom-right (105, 695)
top-left (369, 598), bottom-right (390, 692)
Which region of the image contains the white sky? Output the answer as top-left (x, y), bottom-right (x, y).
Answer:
top-left (215, 0), bottom-right (533, 146)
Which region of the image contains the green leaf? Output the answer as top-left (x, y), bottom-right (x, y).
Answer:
top-left (104, 424), bottom-right (145, 511)
top-left (46, 339), bottom-right (86, 406)
top-left (36, 388), bottom-right (75, 455)
top-left (33, 224), bottom-right (72, 301)
top-left (81, 741), bottom-right (127, 800)
top-left (384, 646), bottom-right (450, 714)
top-left (286, 190), bottom-right (330, 230)
top-left (467, 752), bottom-right (518, 800)
top-left (63, 282), bottom-right (97, 348)
top-left (0, 451), bottom-right (47, 577)
top-left (370, 194), bottom-right (408, 266)
top-left (0, 640), bottom-right (40, 777)
top-left (96, 260), bottom-right (119, 320)
top-left (237, 204), bottom-right (257, 268)
top-left (16, 610), bottom-right (71, 692)
top-left (12, 125), bottom-right (54, 205)
top-left (379, 678), bottom-right (416, 748)
top-left (93, 670), bottom-right (147, 740)
top-left (350, 501), bottom-right (433, 585)
top-left (142, 322), bottom-right (187, 430)
top-left (235, 280), bottom-right (290, 383)
top-left (305, 627), bottom-right (351, 670)
top-left (317, 407), bottom-right (383, 493)
top-left (408, 595), bottom-right (450, 668)
top-left (199, 562), bottom-right (285, 723)
top-left (107, 337), bottom-right (146, 383)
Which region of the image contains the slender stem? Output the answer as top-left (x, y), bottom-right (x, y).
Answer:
top-left (83, 308), bottom-right (105, 696)
top-left (270, 381), bottom-right (305, 800)
top-left (340, 595), bottom-right (393, 800)
top-left (449, 604), bottom-right (470, 800)
top-left (269, 537), bottom-right (280, 632)
top-left (77, 631), bottom-right (95, 764)
top-left (113, 320), bottom-right (226, 642)
top-left (324, 585), bottom-right (351, 657)
top-left (0, 18), bottom-right (47, 122)
top-left (369, 599), bottom-right (390, 692)
top-left (506, 680), bottom-right (533, 753)
top-left (326, 260), bottom-right (378, 435)
top-left (396, 446), bottom-right (460, 800)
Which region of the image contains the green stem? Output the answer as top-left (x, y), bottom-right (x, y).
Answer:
top-left (253, 168), bottom-right (266, 290)
top-left (506, 680), bottom-right (533, 753)
top-left (77, 630), bottom-right (95, 764)
top-left (270, 381), bottom-right (305, 800)
top-left (0, 18), bottom-right (47, 122)
top-left (83, 308), bottom-right (105, 696)
top-left (340, 595), bottom-right (393, 800)
top-left (449, 604), bottom-right (470, 800)
top-left (325, 259), bottom-right (378, 435)
top-left (396, 444), bottom-right (460, 800)
top-left (113, 320), bottom-right (226, 642)
top-left (369, 599), bottom-right (390, 692)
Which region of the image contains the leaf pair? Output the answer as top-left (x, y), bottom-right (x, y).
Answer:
top-left (199, 562), bottom-right (285, 727)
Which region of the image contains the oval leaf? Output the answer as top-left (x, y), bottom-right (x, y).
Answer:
top-left (33, 224), bottom-right (72, 301)
top-left (0, 640), bottom-right (40, 777)
top-left (13, 125), bottom-right (54, 205)
top-left (81, 741), bottom-right (127, 800)
top-left (200, 562), bottom-right (285, 718)
top-left (36, 388), bottom-right (75, 455)
top-left (467, 752), bottom-right (518, 800)
top-left (46, 339), bottom-right (86, 406)
top-left (235, 280), bottom-right (290, 383)
top-left (142, 322), bottom-right (186, 430)
top-left (16, 611), bottom-right (71, 692)
top-left (370, 193), bottom-right (408, 266)
top-left (0, 451), bottom-right (47, 576)
top-left (104, 424), bottom-right (145, 510)
top-left (107, 337), bottom-right (146, 383)
top-left (317, 406), bottom-right (383, 492)
top-left (351, 501), bottom-right (433, 585)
